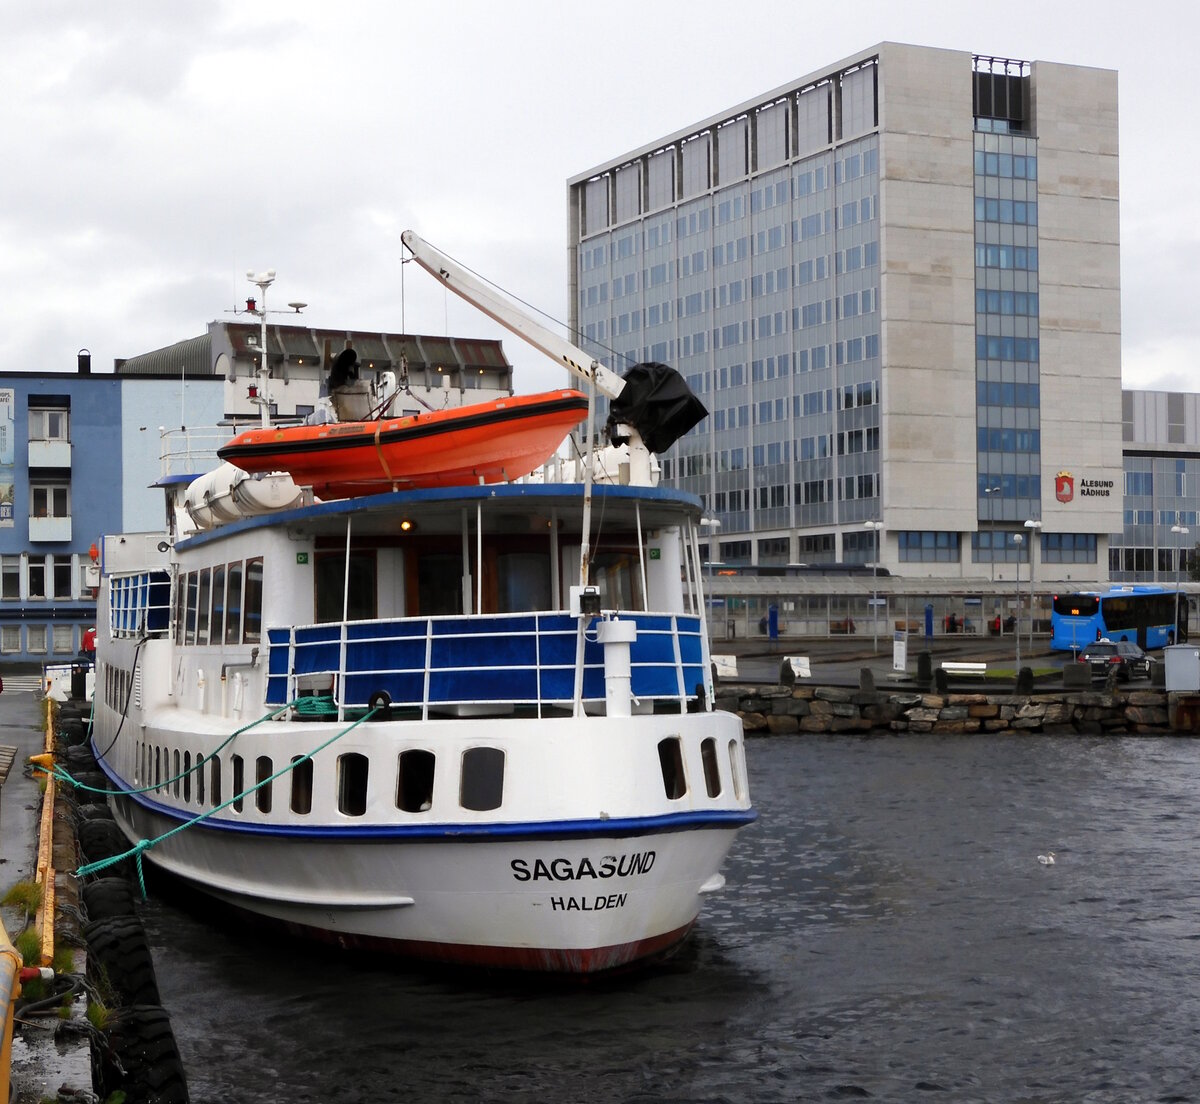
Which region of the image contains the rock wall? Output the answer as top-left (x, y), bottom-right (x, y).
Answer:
top-left (718, 684), bottom-right (1200, 736)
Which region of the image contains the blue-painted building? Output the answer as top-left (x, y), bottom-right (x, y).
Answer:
top-left (0, 354), bottom-right (124, 663)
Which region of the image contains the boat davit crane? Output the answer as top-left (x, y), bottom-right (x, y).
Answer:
top-left (399, 230), bottom-right (706, 488)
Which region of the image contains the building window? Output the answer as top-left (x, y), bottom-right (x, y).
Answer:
top-left (28, 558), bottom-right (46, 599)
top-left (1041, 533), bottom-right (1098, 564)
top-left (52, 625), bottom-right (73, 654)
top-left (30, 484), bottom-right (69, 519)
top-left (1, 556), bottom-right (18, 600)
top-left (28, 408), bottom-right (69, 441)
top-left (26, 625), bottom-right (47, 654)
top-left (0, 626), bottom-right (18, 653)
top-left (899, 531), bottom-right (962, 563)
top-left (53, 555), bottom-right (72, 599)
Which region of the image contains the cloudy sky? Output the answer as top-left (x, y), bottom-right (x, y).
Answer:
top-left (3, 0), bottom-right (1196, 396)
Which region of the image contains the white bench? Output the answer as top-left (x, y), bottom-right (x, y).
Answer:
top-left (940, 661), bottom-right (987, 675)
top-left (784, 655), bottom-right (811, 679)
top-left (712, 654), bottom-right (739, 680)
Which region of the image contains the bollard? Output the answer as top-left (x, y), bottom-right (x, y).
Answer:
top-left (916, 650), bottom-right (933, 692)
top-left (934, 668), bottom-right (949, 696)
top-left (1016, 666), bottom-right (1034, 695)
top-left (858, 667), bottom-right (875, 692)
top-left (1062, 663), bottom-right (1091, 690)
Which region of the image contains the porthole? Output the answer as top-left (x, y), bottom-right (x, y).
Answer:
top-left (255, 756), bottom-right (273, 813)
top-left (231, 755), bottom-right (245, 813)
top-left (338, 752), bottom-right (369, 816)
top-left (700, 737), bottom-right (722, 798)
top-left (727, 739), bottom-right (745, 801)
top-left (460, 747), bottom-right (504, 812)
top-left (397, 749), bottom-right (436, 813)
top-left (657, 736), bottom-right (687, 800)
top-left (291, 756), bottom-right (313, 815)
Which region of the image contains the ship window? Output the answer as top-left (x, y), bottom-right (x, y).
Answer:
top-left (210, 754), bottom-right (222, 807)
top-left (497, 552), bottom-right (551, 613)
top-left (700, 737), bottom-right (722, 798)
top-left (173, 750), bottom-right (182, 798)
top-left (316, 551), bottom-right (376, 623)
top-left (184, 573), bottom-right (198, 645)
top-left (338, 753), bottom-right (369, 816)
top-left (174, 573), bottom-right (186, 644)
top-left (196, 568), bottom-right (211, 644)
top-left (417, 552), bottom-right (464, 616)
top-left (196, 751), bottom-right (205, 805)
top-left (397, 749), bottom-right (436, 812)
top-left (154, 746), bottom-right (161, 791)
top-left (657, 736), bottom-right (687, 800)
top-left (255, 756), bottom-right (273, 813)
top-left (728, 739), bottom-right (745, 801)
top-left (210, 565), bottom-right (226, 645)
top-left (460, 747), bottom-right (504, 811)
top-left (231, 754), bottom-right (245, 812)
top-left (290, 756), bottom-right (313, 814)
top-left (244, 558), bottom-right (264, 643)
top-left (590, 549), bottom-right (644, 611)
top-left (225, 562), bottom-right (244, 644)
top-left (183, 752), bottom-right (192, 803)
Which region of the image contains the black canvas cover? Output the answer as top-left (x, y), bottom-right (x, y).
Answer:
top-left (607, 362), bottom-right (708, 454)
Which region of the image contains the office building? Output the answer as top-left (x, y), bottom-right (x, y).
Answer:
top-left (568, 42), bottom-right (1122, 583)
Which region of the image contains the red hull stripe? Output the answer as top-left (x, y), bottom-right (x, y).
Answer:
top-left (284, 917), bottom-right (697, 974)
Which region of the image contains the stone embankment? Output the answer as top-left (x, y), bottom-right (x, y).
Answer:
top-left (721, 683), bottom-right (1199, 736)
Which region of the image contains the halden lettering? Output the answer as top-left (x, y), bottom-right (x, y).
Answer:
top-left (549, 893), bottom-right (628, 911)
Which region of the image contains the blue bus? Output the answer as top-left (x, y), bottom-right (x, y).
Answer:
top-left (1050, 586), bottom-right (1188, 652)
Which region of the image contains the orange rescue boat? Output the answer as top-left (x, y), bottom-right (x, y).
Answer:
top-left (218, 389), bottom-right (589, 499)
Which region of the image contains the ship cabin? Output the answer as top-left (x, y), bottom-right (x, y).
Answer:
top-left (105, 482), bottom-right (716, 726)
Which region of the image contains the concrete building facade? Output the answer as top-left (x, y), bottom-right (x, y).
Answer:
top-left (568, 42), bottom-right (1122, 585)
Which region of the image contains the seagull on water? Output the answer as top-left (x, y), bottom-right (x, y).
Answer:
top-left (1037, 852), bottom-right (1056, 865)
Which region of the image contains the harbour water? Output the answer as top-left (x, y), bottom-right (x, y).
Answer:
top-left (143, 733), bottom-right (1200, 1102)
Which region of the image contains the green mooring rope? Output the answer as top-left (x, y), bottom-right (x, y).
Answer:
top-left (42, 698), bottom-right (307, 798)
top-left (69, 703), bottom-right (379, 898)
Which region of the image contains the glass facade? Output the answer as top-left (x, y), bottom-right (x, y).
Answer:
top-left (1111, 455), bottom-right (1199, 582)
top-left (973, 59), bottom-right (1042, 564)
top-left (573, 62), bottom-right (881, 562)
top-left (571, 47), bottom-right (1124, 583)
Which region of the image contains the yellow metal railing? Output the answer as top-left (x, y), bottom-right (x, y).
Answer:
top-left (0, 916), bottom-right (20, 1102)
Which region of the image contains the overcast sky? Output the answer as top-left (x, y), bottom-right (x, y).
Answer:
top-left (3, 0), bottom-right (1196, 397)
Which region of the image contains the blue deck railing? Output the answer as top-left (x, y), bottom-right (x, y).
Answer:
top-left (264, 611), bottom-right (707, 715)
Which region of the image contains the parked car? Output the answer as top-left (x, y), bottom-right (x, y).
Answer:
top-left (1077, 639), bottom-right (1153, 681)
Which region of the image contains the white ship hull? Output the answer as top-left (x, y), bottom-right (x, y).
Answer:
top-left (92, 479), bottom-right (755, 974)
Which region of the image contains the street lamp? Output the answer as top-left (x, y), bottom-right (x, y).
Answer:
top-left (1013, 532), bottom-right (1024, 670)
top-left (1171, 523), bottom-right (1189, 643)
top-left (1024, 519), bottom-right (1042, 657)
top-left (984, 485), bottom-right (1001, 583)
top-left (864, 520), bottom-right (883, 654)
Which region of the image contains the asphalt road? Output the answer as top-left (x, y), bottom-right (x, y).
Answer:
top-left (0, 688), bottom-right (46, 881)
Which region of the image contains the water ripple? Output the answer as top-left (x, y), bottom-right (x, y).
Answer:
top-left (145, 733), bottom-right (1200, 1102)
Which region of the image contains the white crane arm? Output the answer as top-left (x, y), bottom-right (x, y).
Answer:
top-left (400, 230), bottom-right (626, 403)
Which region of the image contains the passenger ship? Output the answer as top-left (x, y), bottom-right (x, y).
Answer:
top-left (90, 234), bottom-right (755, 973)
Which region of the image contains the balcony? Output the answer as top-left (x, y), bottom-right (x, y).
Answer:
top-left (29, 515), bottom-right (71, 542)
top-left (28, 440), bottom-right (72, 468)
